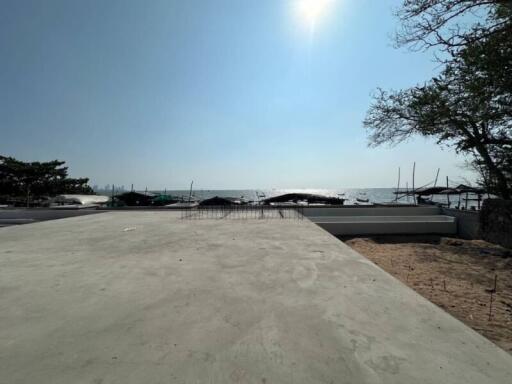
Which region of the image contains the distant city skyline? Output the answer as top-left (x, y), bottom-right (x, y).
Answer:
top-left (0, 0), bottom-right (475, 189)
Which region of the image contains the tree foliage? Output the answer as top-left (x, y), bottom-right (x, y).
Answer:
top-left (0, 156), bottom-right (94, 205)
top-left (364, 1), bottom-right (512, 199)
top-left (395, 0), bottom-right (512, 52)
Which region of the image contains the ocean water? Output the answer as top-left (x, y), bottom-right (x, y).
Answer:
top-left (157, 188), bottom-right (420, 205)
top-left (100, 186), bottom-right (482, 207)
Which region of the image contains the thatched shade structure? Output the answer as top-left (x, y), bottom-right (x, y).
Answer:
top-left (263, 193), bottom-right (344, 205)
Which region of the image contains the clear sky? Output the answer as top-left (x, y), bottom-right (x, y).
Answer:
top-left (0, 0), bottom-right (475, 190)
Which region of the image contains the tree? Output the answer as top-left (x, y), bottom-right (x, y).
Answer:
top-left (364, 1), bottom-right (512, 199)
top-left (0, 156), bottom-right (94, 206)
top-left (395, 0), bottom-right (512, 52)
top-left (364, 23), bottom-right (512, 198)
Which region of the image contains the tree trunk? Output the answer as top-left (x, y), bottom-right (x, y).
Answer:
top-left (474, 144), bottom-right (511, 199)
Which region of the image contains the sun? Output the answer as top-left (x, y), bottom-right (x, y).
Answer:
top-left (296, 0), bottom-right (334, 29)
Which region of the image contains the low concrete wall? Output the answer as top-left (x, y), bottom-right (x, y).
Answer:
top-left (441, 207), bottom-right (481, 240)
top-left (480, 199), bottom-right (512, 248)
top-left (302, 206), bottom-right (441, 217)
top-left (304, 206), bottom-right (456, 236)
top-left (312, 215), bottom-right (456, 236)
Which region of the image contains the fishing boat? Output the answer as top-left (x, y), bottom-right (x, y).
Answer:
top-left (262, 193), bottom-right (344, 206)
top-left (199, 196), bottom-right (247, 206)
top-left (50, 194), bottom-right (109, 208)
top-left (166, 201), bottom-right (199, 208)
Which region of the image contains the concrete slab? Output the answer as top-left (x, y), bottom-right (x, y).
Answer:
top-left (0, 209), bottom-right (101, 227)
top-left (0, 212), bottom-right (511, 384)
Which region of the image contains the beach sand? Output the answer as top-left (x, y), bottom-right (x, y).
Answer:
top-left (346, 236), bottom-right (512, 354)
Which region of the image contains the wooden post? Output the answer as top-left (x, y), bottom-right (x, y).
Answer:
top-left (188, 181), bottom-right (194, 203)
top-left (446, 176), bottom-right (450, 208)
top-left (433, 168), bottom-right (440, 187)
top-left (395, 167), bottom-right (401, 202)
top-left (412, 162), bottom-right (416, 205)
top-left (488, 275), bottom-right (498, 321)
top-left (432, 168), bottom-right (440, 201)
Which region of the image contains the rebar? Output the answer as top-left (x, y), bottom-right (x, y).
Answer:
top-left (179, 205), bottom-right (304, 220)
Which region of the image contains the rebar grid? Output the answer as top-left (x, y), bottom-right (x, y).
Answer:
top-left (180, 205), bottom-right (304, 220)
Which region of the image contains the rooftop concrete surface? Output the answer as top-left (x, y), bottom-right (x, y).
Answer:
top-left (0, 211), bottom-right (511, 384)
top-left (0, 208), bottom-right (101, 227)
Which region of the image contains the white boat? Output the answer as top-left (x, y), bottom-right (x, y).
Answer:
top-left (51, 204), bottom-right (100, 210)
top-left (166, 202), bottom-right (199, 208)
top-left (50, 194), bottom-right (109, 207)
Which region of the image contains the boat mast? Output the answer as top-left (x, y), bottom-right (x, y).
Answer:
top-left (188, 181), bottom-right (194, 203)
top-left (395, 167), bottom-right (401, 202)
top-left (412, 162), bottom-right (416, 205)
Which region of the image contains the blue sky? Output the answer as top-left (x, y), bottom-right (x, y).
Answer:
top-left (0, 0), bottom-right (474, 190)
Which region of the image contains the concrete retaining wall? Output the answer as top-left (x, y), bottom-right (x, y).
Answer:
top-left (302, 206), bottom-right (441, 217)
top-left (304, 206), bottom-right (455, 236)
top-left (441, 207), bottom-right (481, 240)
top-left (313, 215), bottom-right (456, 236)
top-left (480, 199), bottom-right (512, 249)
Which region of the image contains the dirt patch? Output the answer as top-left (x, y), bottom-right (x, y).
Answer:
top-left (345, 236), bottom-right (512, 354)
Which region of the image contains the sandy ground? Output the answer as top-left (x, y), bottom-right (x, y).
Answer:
top-left (345, 236), bottom-right (512, 355)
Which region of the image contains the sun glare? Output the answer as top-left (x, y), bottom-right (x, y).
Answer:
top-left (296, 0), bottom-right (334, 30)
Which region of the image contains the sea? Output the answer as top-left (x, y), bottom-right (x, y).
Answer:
top-left (150, 188), bottom-right (456, 206)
